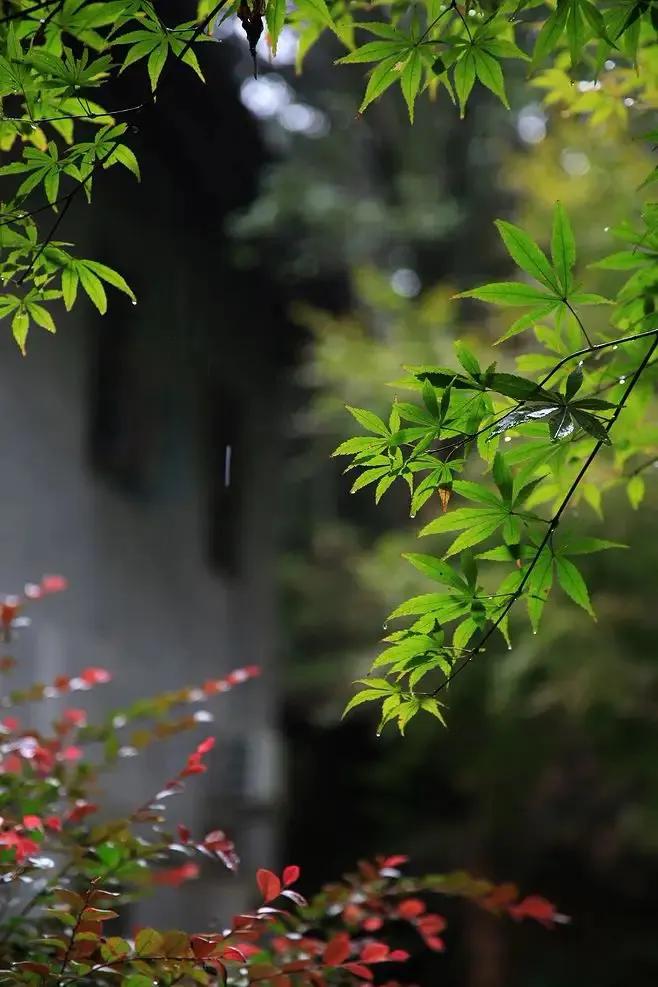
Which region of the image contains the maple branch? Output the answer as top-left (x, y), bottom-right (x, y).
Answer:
top-left (4, 0), bottom-right (229, 287)
top-left (431, 329), bottom-right (658, 697)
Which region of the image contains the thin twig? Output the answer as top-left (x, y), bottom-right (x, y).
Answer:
top-left (0, 102), bottom-right (143, 124)
top-left (0, 0), bottom-right (56, 25)
top-left (453, 2), bottom-right (473, 42)
top-left (416, 0), bottom-right (456, 47)
top-left (565, 298), bottom-right (593, 346)
top-left (628, 454), bottom-right (658, 477)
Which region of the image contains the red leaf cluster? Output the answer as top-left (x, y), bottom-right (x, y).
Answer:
top-left (179, 735), bottom-right (215, 779)
top-left (396, 898), bottom-right (446, 951)
top-left (256, 865), bottom-right (303, 904)
top-left (0, 824), bottom-right (39, 863)
top-left (172, 824), bottom-right (240, 874)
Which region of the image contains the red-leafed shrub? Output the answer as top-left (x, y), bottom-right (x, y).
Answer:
top-left (0, 580), bottom-right (565, 985)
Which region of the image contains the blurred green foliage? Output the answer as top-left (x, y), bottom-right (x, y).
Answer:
top-left (227, 40), bottom-right (658, 982)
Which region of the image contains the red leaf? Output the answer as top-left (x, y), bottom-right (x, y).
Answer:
top-left (343, 904), bottom-right (362, 926)
top-left (66, 801), bottom-right (98, 823)
top-left (41, 574), bottom-right (68, 594)
top-left (235, 943), bottom-right (262, 956)
top-left (181, 760), bottom-right (205, 777)
top-left (80, 667), bottom-right (111, 685)
top-left (423, 935), bottom-right (445, 952)
top-left (397, 898), bottom-right (426, 919)
top-left (342, 963), bottom-right (373, 980)
top-left (323, 933), bottom-right (351, 967)
top-left (44, 816), bottom-right (62, 832)
top-left (417, 914), bottom-right (446, 936)
top-left (362, 917), bottom-right (383, 932)
top-left (60, 745), bottom-right (82, 762)
top-left (203, 679), bottom-right (226, 695)
top-left (220, 946), bottom-right (246, 962)
top-left (482, 882), bottom-right (518, 911)
top-left (256, 868), bottom-right (281, 903)
top-left (177, 823), bottom-right (191, 843)
top-left (360, 943), bottom-right (389, 963)
top-left (22, 815), bottom-right (42, 831)
top-left (226, 668), bottom-right (253, 685)
top-left (281, 960), bottom-right (312, 973)
top-left (282, 864), bottom-right (300, 886)
top-left (191, 936), bottom-right (216, 960)
top-left (1, 600), bottom-right (19, 626)
top-left (14, 963), bottom-right (49, 976)
top-left (388, 950), bottom-right (410, 962)
top-left (153, 862), bottom-right (199, 887)
top-left (508, 895), bottom-right (560, 926)
top-left (381, 855), bottom-right (408, 868)
top-left (196, 736), bottom-right (215, 755)
top-left (204, 829), bottom-right (231, 850)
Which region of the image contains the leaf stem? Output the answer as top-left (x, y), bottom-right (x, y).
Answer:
top-left (564, 299), bottom-right (593, 347)
top-left (417, 0), bottom-right (456, 46)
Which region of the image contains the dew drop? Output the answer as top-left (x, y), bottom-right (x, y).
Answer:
top-left (507, 645), bottom-right (512, 651)
top-left (382, 622), bottom-right (388, 631)
top-left (410, 512), bottom-right (416, 518)
top-left (131, 298), bottom-right (137, 305)
top-left (619, 376), bottom-right (626, 384)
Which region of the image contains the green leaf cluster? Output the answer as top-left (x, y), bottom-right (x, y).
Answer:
top-left (339, 204), bottom-right (658, 733)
